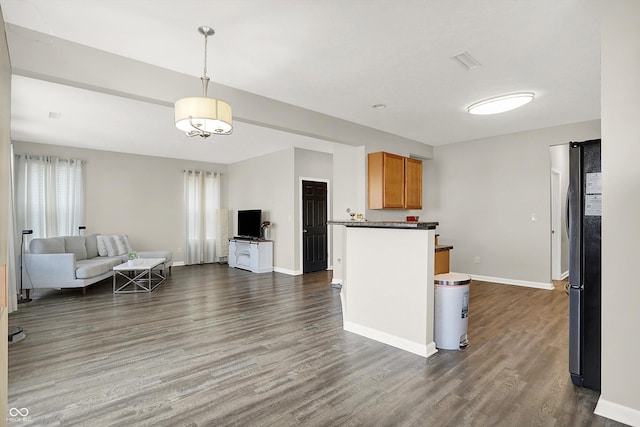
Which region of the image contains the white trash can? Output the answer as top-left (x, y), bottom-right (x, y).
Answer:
top-left (434, 273), bottom-right (471, 350)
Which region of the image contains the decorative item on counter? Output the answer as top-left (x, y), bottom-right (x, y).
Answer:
top-left (406, 216), bottom-right (419, 222)
top-left (347, 208), bottom-right (356, 221)
top-left (261, 221), bottom-right (271, 240)
top-left (356, 213), bottom-right (364, 221)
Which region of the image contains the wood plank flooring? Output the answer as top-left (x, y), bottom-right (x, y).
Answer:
top-left (7, 265), bottom-right (625, 426)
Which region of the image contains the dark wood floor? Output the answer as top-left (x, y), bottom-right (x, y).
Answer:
top-left (7, 265), bottom-right (624, 426)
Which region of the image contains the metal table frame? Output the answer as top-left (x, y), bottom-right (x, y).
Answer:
top-left (113, 258), bottom-right (166, 294)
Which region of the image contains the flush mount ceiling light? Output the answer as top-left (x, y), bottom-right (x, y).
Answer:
top-left (467, 92), bottom-right (535, 115)
top-left (175, 26), bottom-right (232, 137)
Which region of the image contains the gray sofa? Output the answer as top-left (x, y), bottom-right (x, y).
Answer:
top-left (22, 234), bottom-right (173, 295)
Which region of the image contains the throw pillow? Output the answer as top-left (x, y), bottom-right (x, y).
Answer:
top-left (97, 234), bottom-right (134, 257)
top-left (104, 236), bottom-right (120, 257)
top-left (113, 234), bottom-right (131, 255)
top-left (96, 235), bottom-right (108, 256)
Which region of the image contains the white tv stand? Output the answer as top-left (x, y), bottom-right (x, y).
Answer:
top-left (228, 238), bottom-right (273, 273)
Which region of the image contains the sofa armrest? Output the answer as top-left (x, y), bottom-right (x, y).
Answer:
top-left (23, 253), bottom-right (77, 285)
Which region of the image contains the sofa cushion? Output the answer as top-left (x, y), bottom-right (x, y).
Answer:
top-left (136, 251), bottom-right (173, 263)
top-left (85, 234), bottom-right (99, 258)
top-left (30, 237), bottom-right (65, 254)
top-left (64, 236), bottom-right (87, 260)
top-left (75, 257), bottom-right (123, 279)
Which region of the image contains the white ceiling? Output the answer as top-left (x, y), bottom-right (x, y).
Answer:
top-left (1, 0), bottom-right (601, 164)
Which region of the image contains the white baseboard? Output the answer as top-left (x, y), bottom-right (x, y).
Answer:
top-left (173, 261), bottom-right (185, 267)
top-left (331, 278), bottom-right (343, 285)
top-left (453, 272), bottom-right (554, 290)
top-left (273, 267), bottom-right (302, 276)
top-left (595, 397), bottom-right (640, 426)
top-left (344, 321), bottom-right (438, 358)
top-left (561, 270), bottom-right (569, 280)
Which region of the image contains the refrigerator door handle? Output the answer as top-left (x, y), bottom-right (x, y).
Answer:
top-left (566, 188), bottom-right (570, 235)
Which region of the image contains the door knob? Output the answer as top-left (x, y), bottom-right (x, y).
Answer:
top-left (303, 229), bottom-right (308, 233)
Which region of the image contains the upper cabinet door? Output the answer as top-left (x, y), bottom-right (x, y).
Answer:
top-left (405, 157), bottom-right (423, 209)
top-left (368, 152), bottom-right (421, 209)
top-left (382, 152), bottom-right (406, 208)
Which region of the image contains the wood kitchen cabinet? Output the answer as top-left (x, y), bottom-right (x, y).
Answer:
top-left (368, 151), bottom-right (422, 209)
top-left (405, 157), bottom-right (423, 209)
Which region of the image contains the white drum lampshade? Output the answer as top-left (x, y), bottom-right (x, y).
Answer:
top-left (175, 96), bottom-right (232, 135)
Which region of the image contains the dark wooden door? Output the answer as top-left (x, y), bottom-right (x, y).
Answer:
top-left (302, 180), bottom-right (327, 273)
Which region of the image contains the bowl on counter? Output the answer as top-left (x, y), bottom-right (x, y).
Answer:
top-left (406, 216), bottom-right (419, 222)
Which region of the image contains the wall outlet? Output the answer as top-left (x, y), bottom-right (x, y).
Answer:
top-left (474, 256), bottom-right (480, 264)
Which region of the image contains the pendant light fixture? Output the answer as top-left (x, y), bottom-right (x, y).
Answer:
top-left (175, 26), bottom-right (232, 137)
top-left (468, 92), bottom-right (534, 115)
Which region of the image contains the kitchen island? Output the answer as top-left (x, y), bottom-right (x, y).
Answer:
top-left (328, 220), bottom-right (439, 358)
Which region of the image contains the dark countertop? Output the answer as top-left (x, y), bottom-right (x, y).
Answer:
top-left (327, 220), bottom-right (439, 230)
top-left (435, 244), bottom-right (454, 252)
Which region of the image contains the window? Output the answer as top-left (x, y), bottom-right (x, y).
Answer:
top-left (14, 155), bottom-right (85, 237)
top-left (183, 170), bottom-right (221, 264)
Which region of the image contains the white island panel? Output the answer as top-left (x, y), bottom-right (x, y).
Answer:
top-left (343, 226), bottom-right (436, 358)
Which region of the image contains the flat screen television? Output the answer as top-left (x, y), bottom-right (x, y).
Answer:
top-left (237, 209), bottom-right (262, 239)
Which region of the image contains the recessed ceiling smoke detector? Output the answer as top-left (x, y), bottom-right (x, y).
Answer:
top-left (452, 51), bottom-right (481, 70)
top-left (467, 92), bottom-right (535, 115)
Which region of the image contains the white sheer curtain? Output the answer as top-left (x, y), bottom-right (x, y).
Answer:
top-left (184, 170), bottom-right (220, 265)
top-left (14, 154), bottom-right (85, 238)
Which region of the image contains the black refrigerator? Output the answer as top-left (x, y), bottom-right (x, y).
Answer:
top-left (568, 139), bottom-right (601, 391)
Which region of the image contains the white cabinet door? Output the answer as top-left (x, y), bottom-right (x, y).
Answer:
top-left (228, 240), bottom-right (237, 267)
top-left (249, 243), bottom-right (260, 272)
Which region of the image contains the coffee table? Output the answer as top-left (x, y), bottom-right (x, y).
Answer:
top-left (113, 258), bottom-right (166, 294)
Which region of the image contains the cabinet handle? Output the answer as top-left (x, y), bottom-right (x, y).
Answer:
top-left (303, 229), bottom-right (308, 233)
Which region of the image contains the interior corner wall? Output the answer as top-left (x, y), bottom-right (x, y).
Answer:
top-left (597, 2), bottom-right (640, 424)
top-left (294, 148), bottom-right (333, 273)
top-left (228, 148), bottom-right (296, 273)
top-left (11, 141), bottom-right (228, 264)
top-left (331, 144), bottom-right (366, 284)
top-left (425, 120), bottom-right (600, 285)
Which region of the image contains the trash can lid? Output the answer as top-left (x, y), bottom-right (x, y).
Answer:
top-left (434, 273), bottom-right (471, 286)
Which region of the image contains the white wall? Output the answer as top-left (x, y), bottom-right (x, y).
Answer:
top-left (12, 141), bottom-right (228, 264)
top-left (550, 144), bottom-right (570, 276)
top-left (228, 148), bottom-right (296, 272)
top-left (331, 144), bottom-right (366, 285)
top-left (596, 2), bottom-right (640, 425)
top-left (425, 120), bottom-right (600, 287)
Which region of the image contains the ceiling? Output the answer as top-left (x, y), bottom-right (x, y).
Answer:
top-left (1, 0), bottom-right (601, 164)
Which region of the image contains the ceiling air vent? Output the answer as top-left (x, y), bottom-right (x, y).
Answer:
top-left (452, 51), bottom-right (481, 70)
